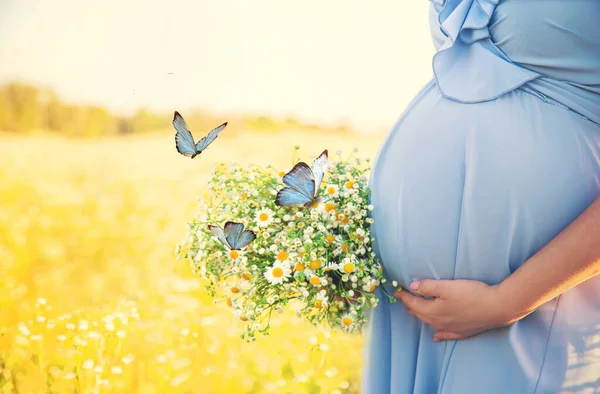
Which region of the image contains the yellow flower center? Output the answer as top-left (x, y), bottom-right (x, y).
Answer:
top-left (295, 263), bottom-right (305, 272)
top-left (229, 250), bottom-right (239, 259)
top-left (341, 243), bottom-right (349, 252)
top-left (309, 259), bottom-right (322, 270)
top-left (342, 317), bottom-right (353, 327)
top-left (231, 287), bottom-right (240, 293)
top-left (311, 200), bottom-right (320, 209)
top-left (325, 203), bottom-right (336, 212)
top-left (345, 181), bottom-right (354, 189)
top-left (242, 273), bottom-right (252, 280)
top-left (272, 267), bottom-right (284, 278)
top-left (343, 263), bottom-right (355, 274)
top-left (325, 235), bottom-right (335, 245)
top-left (310, 277), bottom-right (321, 285)
top-left (240, 316), bottom-right (249, 322)
top-left (241, 192), bottom-right (248, 200)
top-left (226, 298), bottom-right (233, 307)
top-left (341, 217), bottom-right (349, 225)
top-left (369, 284), bottom-right (377, 292)
top-left (378, 266), bottom-right (383, 273)
top-left (259, 213), bottom-right (269, 221)
top-left (314, 300), bottom-right (323, 308)
top-left (277, 251), bottom-right (289, 261)
top-left (327, 186), bottom-right (336, 195)
top-left (278, 171), bottom-right (285, 177)
top-left (298, 251), bottom-right (305, 258)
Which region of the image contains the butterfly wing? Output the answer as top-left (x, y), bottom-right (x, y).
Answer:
top-left (208, 225), bottom-right (229, 247)
top-left (223, 221), bottom-right (256, 250)
top-left (282, 162), bottom-right (315, 199)
top-left (275, 187), bottom-right (313, 206)
top-left (311, 150), bottom-right (328, 193)
top-left (233, 229), bottom-right (256, 250)
top-left (195, 122), bottom-right (228, 153)
top-left (275, 162), bottom-right (316, 206)
top-left (173, 111), bottom-right (198, 157)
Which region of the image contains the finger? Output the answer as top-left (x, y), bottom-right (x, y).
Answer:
top-left (394, 289), bottom-right (431, 313)
top-left (410, 279), bottom-right (449, 298)
top-left (410, 311), bottom-right (436, 327)
top-left (433, 331), bottom-right (468, 342)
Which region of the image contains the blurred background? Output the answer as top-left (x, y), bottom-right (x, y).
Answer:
top-left (0, 1), bottom-right (434, 392)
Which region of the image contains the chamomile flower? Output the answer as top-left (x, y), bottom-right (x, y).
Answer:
top-left (314, 290), bottom-right (329, 308)
top-left (362, 280), bottom-right (378, 293)
top-left (324, 202), bottom-right (336, 213)
top-left (227, 249), bottom-right (243, 260)
top-left (323, 261), bottom-right (338, 272)
top-left (324, 184), bottom-right (339, 197)
top-left (264, 261), bottom-right (291, 285)
top-left (274, 249), bottom-right (296, 264)
top-left (340, 314), bottom-right (356, 331)
top-left (343, 180), bottom-right (355, 190)
top-left (255, 208), bottom-right (274, 227)
top-left (339, 259), bottom-right (355, 274)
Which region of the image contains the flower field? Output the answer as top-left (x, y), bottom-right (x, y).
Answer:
top-left (0, 128), bottom-right (383, 393)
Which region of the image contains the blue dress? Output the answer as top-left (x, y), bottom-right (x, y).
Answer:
top-left (362, 1), bottom-right (600, 393)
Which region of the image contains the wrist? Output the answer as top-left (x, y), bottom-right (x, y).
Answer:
top-left (490, 280), bottom-right (535, 326)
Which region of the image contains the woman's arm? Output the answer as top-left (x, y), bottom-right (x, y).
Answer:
top-left (497, 195), bottom-right (600, 322)
top-left (394, 196), bottom-right (600, 341)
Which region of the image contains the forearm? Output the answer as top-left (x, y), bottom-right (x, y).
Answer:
top-left (498, 196), bottom-right (600, 322)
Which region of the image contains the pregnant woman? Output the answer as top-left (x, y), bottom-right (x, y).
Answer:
top-left (361, 1), bottom-right (600, 393)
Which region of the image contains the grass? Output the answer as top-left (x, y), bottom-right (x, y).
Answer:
top-left (0, 127), bottom-right (384, 393)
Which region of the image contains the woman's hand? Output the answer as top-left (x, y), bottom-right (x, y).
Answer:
top-left (394, 197), bottom-right (600, 342)
top-left (394, 279), bottom-right (526, 341)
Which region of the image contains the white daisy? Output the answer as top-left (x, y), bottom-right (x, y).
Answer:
top-left (309, 198), bottom-right (325, 211)
top-left (340, 314), bottom-right (356, 331)
top-left (264, 261), bottom-right (291, 285)
top-left (309, 275), bottom-right (324, 287)
top-left (227, 249), bottom-right (243, 260)
top-left (343, 180), bottom-right (355, 190)
top-left (338, 258), bottom-right (356, 274)
top-left (324, 184), bottom-right (339, 198)
top-left (273, 249), bottom-right (297, 264)
top-left (362, 280), bottom-right (376, 293)
top-left (314, 290), bottom-right (329, 309)
top-left (255, 208), bottom-right (274, 227)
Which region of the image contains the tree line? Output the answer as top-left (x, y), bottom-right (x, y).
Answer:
top-left (0, 82), bottom-right (235, 137)
top-left (0, 82), bottom-right (356, 138)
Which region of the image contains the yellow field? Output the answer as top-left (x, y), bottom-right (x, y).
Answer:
top-left (0, 129), bottom-right (385, 393)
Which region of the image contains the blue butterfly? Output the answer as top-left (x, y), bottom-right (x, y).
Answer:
top-left (208, 221), bottom-right (256, 250)
top-left (173, 111), bottom-right (227, 159)
top-left (275, 149), bottom-right (328, 207)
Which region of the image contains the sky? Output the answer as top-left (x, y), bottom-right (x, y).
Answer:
top-left (0, 0), bottom-right (435, 133)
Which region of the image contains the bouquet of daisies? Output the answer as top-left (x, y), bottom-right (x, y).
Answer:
top-left (177, 147), bottom-right (394, 341)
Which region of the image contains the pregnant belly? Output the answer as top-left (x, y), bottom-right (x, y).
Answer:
top-left (369, 81), bottom-right (600, 289)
